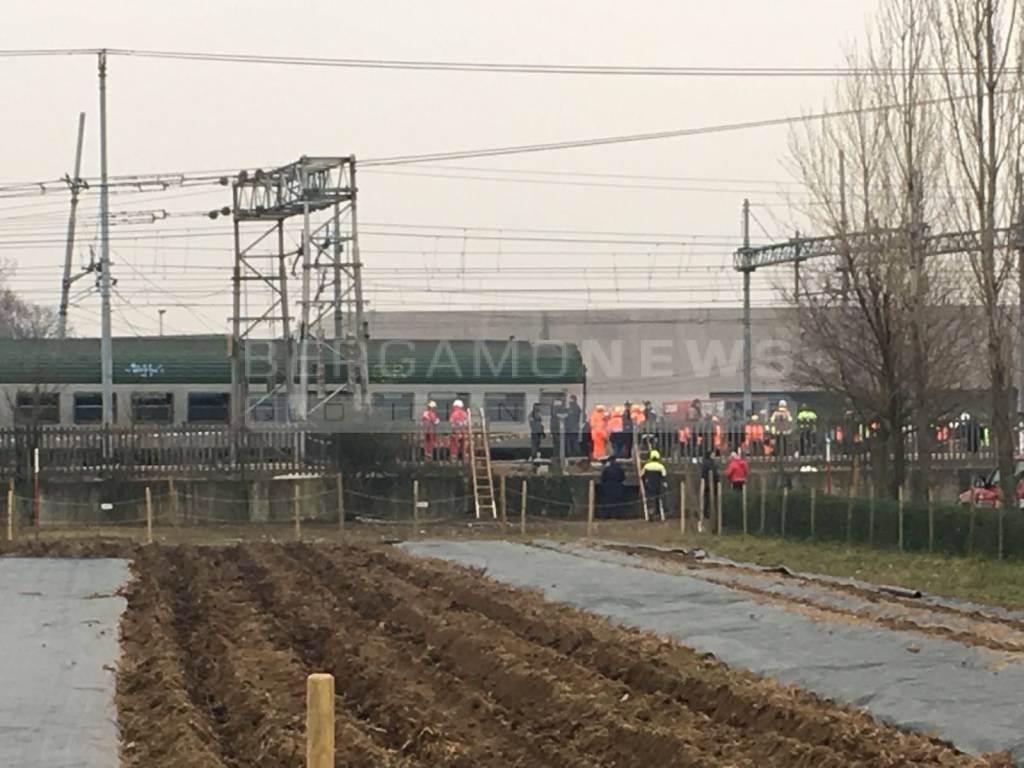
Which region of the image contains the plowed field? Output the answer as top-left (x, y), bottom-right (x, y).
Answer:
top-left (117, 542), bottom-right (1008, 767)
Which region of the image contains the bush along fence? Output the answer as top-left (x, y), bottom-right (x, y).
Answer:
top-left (718, 479), bottom-right (1022, 561)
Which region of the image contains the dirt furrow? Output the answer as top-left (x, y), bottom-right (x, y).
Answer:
top-left (117, 549), bottom-right (227, 768)
top-left (306, 544), bottom-right (877, 768)
top-left (156, 547), bottom-right (309, 767)
top-left (231, 543), bottom-right (585, 768)
top-left (168, 546), bottom-right (409, 768)
top-left (371, 544), bottom-right (997, 767)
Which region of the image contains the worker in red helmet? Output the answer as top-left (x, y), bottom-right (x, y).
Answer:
top-left (420, 400), bottom-right (440, 461)
top-left (448, 399), bottom-right (469, 463)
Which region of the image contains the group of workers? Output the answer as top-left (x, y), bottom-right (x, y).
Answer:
top-left (585, 401), bottom-right (657, 460)
top-left (420, 399), bottom-right (469, 462)
top-left (677, 399), bottom-right (819, 459)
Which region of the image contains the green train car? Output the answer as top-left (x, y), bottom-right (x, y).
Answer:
top-left (0, 336), bottom-right (586, 435)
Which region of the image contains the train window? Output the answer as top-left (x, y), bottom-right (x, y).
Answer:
top-left (132, 392), bottom-right (174, 424)
top-left (248, 394), bottom-right (290, 423)
top-left (187, 392), bottom-right (230, 423)
top-left (73, 392), bottom-right (117, 424)
top-left (371, 392), bottom-right (414, 421)
top-left (15, 391), bottom-right (60, 425)
top-left (428, 392), bottom-right (471, 422)
top-left (539, 390), bottom-right (568, 410)
top-left (484, 392), bottom-right (526, 423)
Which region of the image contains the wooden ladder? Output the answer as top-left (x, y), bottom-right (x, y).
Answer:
top-left (468, 407), bottom-right (497, 519)
top-left (634, 431), bottom-right (650, 522)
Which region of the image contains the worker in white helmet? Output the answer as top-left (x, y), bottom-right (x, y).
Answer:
top-left (769, 399), bottom-right (794, 456)
top-left (420, 400), bottom-right (440, 461)
top-left (449, 399), bottom-right (469, 462)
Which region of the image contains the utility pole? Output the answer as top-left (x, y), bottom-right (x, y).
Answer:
top-left (299, 198), bottom-right (312, 421)
top-left (58, 112), bottom-right (86, 339)
top-left (97, 51), bottom-right (114, 430)
top-left (741, 198), bottom-right (752, 417)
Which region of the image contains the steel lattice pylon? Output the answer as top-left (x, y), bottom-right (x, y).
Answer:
top-left (230, 156), bottom-right (368, 428)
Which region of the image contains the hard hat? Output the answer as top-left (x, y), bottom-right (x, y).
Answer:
top-left (649, 449), bottom-right (661, 460)
top-left (630, 403), bottom-right (642, 411)
top-left (453, 399), bottom-right (464, 408)
top-left (427, 401), bottom-right (437, 408)
top-left (960, 411), bottom-right (970, 420)
top-left (613, 405), bottom-right (625, 414)
top-left (595, 404), bottom-right (606, 412)
top-left (779, 399), bottom-right (788, 408)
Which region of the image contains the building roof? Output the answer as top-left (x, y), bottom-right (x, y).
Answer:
top-left (0, 336), bottom-right (585, 386)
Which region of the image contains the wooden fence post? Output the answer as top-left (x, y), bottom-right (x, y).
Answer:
top-left (810, 486), bottom-right (816, 540)
top-left (897, 483), bottom-right (904, 552)
top-left (679, 480), bottom-right (686, 536)
top-left (519, 479), bottom-right (527, 537)
top-left (781, 486), bottom-right (789, 538)
top-left (336, 473), bottom-right (345, 535)
top-left (586, 479), bottom-right (595, 539)
top-left (715, 479), bottom-right (723, 536)
top-left (741, 482), bottom-right (748, 536)
top-left (759, 474), bottom-right (767, 534)
top-left (306, 673), bottom-right (335, 768)
top-left (927, 487), bottom-right (934, 553)
top-left (168, 477), bottom-right (180, 526)
top-left (412, 480), bottom-right (420, 538)
top-left (698, 477), bottom-right (706, 533)
top-left (145, 486), bottom-right (153, 545)
top-left (6, 479), bottom-right (13, 542)
top-left (499, 475), bottom-right (507, 526)
top-left (968, 488), bottom-right (977, 557)
top-left (294, 482), bottom-right (302, 541)
top-left (868, 480), bottom-right (876, 546)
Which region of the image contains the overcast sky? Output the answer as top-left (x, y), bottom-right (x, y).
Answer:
top-left (1, 1), bottom-right (876, 336)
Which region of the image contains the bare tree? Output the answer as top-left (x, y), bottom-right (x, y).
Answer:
top-left (932, 0), bottom-right (1024, 513)
top-left (0, 266), bottom-right (61, 339)
top-left (785, 0), bottom-right (972, 498)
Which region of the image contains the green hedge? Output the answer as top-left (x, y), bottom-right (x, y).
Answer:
top-left (721, 485), bottom-right (1020, 561)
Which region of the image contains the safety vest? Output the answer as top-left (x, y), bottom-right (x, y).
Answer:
top-left (745, 422), bottom-right (764, 442)
top-left (796, 409), bottom-right (817, 425)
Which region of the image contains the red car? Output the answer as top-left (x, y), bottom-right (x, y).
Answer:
top-left (958, 459), bottom-right (1024, 508)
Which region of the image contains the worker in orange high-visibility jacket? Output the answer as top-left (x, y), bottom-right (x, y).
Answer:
top-left (420, 400), bottom-right (440, 461)
top-left (608, 405), bottom-right (625, 458)
top-left (744, 413), bottom-right (765, 456)
top-left (449, 399), bottom-right (469, 462)
top-left (589, 405), bottom-right (609, 460)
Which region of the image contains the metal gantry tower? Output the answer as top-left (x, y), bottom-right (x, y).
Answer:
top-left (230, 156), bottom-right (369, 429)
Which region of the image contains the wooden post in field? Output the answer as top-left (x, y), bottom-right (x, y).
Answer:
top-left (868, 480), bottom-right (876, 546)
top-left (306, 673), bottom-right (335, 768)
top-left (968, 487), bottom-right (977, 557)
top-left (998, 507), bottom-right (1005, 560)
top-left (698, 477), bottom-right (705, 533)
top-left (519, 480), bottom-right (527, 537)
top-left (145, 486), bottom-right (153, 545)
top-left (715, 478), bottom-right (723, 536)
top-left (293, 482), bottom-right (302, 541)
top-left (679, 480), bottom-right (686, 536)
top-left (412, 480), bottom-right (420, 538)
top-left (810, 486), bottom-right (816, 540)
top-left (781, 486), bottom-right (789, 539)
top-left (499, 475), bottom-right (507, 526)
top-left (168, 477), bottom-right (180, 526)
top-left (927, 487), bottom-right (935, 553)
top-left (759, 474), bottom-right (767, 535)
top-left (336, 473), bottom-right (345, 535)
top-left (586, 479), bottom-right (595, 539)
top-left (741, 482), bottom-right (748, 536)
top-left (6, 479), bottom-right (13, 541)
top-left (897, 483), bottom-right (904, 552)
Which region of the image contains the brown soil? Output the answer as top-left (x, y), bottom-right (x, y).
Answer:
top-left (115, 542), bottom-right (1012, 767)
top-left (0, 536), bottom-right (139, 558)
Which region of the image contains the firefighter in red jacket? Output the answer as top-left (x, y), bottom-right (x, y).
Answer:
top-left (420, 400), bottom-right (439, 461)
top-left (449, 399), bottom-right (469, 462)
